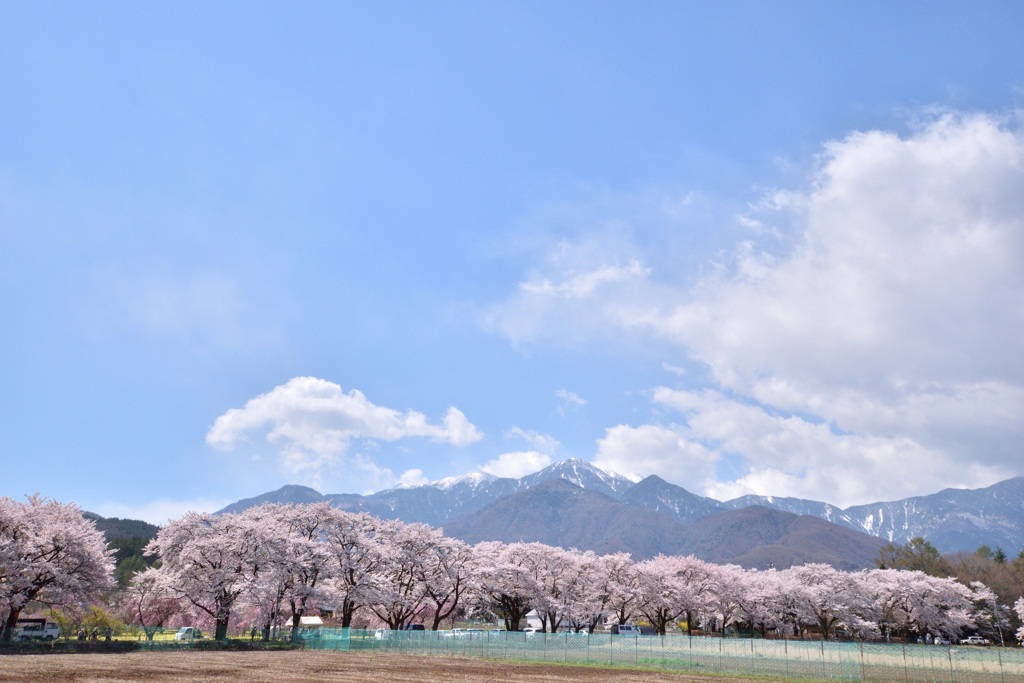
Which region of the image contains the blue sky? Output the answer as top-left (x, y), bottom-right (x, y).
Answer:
top-left (3, 2), bottom-right (1023, 524)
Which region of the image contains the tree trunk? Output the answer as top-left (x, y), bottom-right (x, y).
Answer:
top-left (290, 601), bottom-right (302, 643)
top-left (430, 609), bottom-right (443, 631)
top-left (545, 611), bottom-right (560, 633)
top-left (501, 596), bottom-right (529, 631)
top-left (340, 599), bottom-right (355, 628)
top-left (2, 608), bottom-right (23, 642)
top-left (215, 617), bottom-right (229, 642)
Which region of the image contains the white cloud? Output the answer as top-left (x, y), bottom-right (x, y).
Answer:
top-left (643, 114), bottom-right (1024, 494)
top-left (480, 451), bottom-right (552, 479)
top-left (480, 232), bottom-right (661, 349)
top-left (519, 259), bottom-right (650, 299)
top-left (555, 388), bottom-right (587, 408)
top-left (495, 111), bottom-right (1024, 505)
top-left (206, 377), bottom-right (483, 486)
top-left (658, 115), bottom-right (1024, 402)
top-left (398, 468), bottom-right (429, 487)
top-left (505, 427), bottom-right (560, 454)
top-left (593, 423), bottom-right (718, 492)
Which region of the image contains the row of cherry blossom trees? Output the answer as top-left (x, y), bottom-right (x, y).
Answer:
top-left (136, 502), bottom-right (1016, 643)
top-left (0, 496), bottom-right (114, 642)
top-left (1, 496), bottom-right (1016, 645)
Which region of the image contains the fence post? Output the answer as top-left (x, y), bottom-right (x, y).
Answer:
top-left (750, 637), bottom-right (755, 678)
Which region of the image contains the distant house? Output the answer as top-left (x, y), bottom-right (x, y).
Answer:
top-left (524, 610), bottom-right (567, 631)
top-left (289, 615), bottom-right (325, 639)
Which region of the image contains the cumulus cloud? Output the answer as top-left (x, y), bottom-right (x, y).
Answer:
top-left (480, 451), bottom-right (553, 479)
top-left (206, 377), bottom-right (483, 486)
top-left (498, 112), bottom-right (1024, 505)
top-left (657, 115), bottom-right (1024, 397)
top-left (593, 422), bottom-right (719, 491)
top-left (640, 113), bottom-right (1024, 502)
top-left (398, 468), bottom-right (429, 487)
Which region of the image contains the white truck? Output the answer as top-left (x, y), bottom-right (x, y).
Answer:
top-left (13, 619), bottom-right (61, 641)
top-left (174, 626), bottom-right (204, 641)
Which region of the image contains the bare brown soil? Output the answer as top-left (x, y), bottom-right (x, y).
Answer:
top-left (0, 650), bottom-right (766, 683)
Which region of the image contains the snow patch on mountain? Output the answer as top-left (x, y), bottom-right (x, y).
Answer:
top-left (432, 471), bottom-right (497, 491)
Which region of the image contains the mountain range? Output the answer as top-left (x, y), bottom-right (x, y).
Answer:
top-left (218, 458), bottom-right (1024, 568)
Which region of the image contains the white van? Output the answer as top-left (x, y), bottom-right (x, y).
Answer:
top-left (14, 619), bottom-right (60, 641)
top-left (612, 624), bottom-right (641, 635)
top-left (174, 627), bottom-right (203, 641)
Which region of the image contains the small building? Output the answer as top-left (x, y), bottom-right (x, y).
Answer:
top-left (290, 615), bottom-right (325, 640)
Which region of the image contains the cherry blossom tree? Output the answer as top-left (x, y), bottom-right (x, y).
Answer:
top-left (420, 535), bottom-right (475, 630)
top-left (704, 564), bottom-right (776, 636)
top-left (471, 541), bottom-right (541, 631)
top-left (146, 510), bottom-right (277, 641)
top-left (365, 520), bottom-right (439, 629)
top-left (0, 495), bottom-right (114, 642)
top-left (636, 555), bottom-right (714, 635)
top-left (119, 568), bottom-right (182, 640)
top-left (320, 510), bottom-right (379, 627)
top-left (966, 580), bottom-right (1012, 646)
top-left (523, 543), bottom-right (583, 632)
top-left (864, 568), bottom-right (975, 642)
top-left (239, 502), bottom-right (335, 640)
top-left (783, 563), bottom-right (871, 640)
top-left (559, 550), bottom-right (605, 633)
top-left (598, 552), bottom-right (642, 629)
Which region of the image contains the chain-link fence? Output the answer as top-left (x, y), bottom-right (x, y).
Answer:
top-left (304, 629), bottom-right (1024, 683)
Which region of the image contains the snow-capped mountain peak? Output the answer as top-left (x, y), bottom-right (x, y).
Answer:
top-left (431, 471), bottom-right (498, 491)
top-left (521, 458), bottom-right (637, 499)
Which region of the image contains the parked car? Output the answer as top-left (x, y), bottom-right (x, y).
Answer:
top-left (611, 624), bottom-right (642, 635)
top-left (404, 623), bottom-right (425, 631)
top-left (960, 636), bottom-right (990, 645)
top-left (174, 627), bottom-right (203, 641)
top-left (13, 619), bottom-right (60, 641)
top-left (374, 628), bottom-right (391, 640)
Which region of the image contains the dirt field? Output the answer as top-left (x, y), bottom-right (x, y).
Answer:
top-left (0, 650), bottom-right (765, 683)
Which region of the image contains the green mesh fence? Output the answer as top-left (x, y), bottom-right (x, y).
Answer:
top-left (303, 629), bottom-right (1024, 682)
